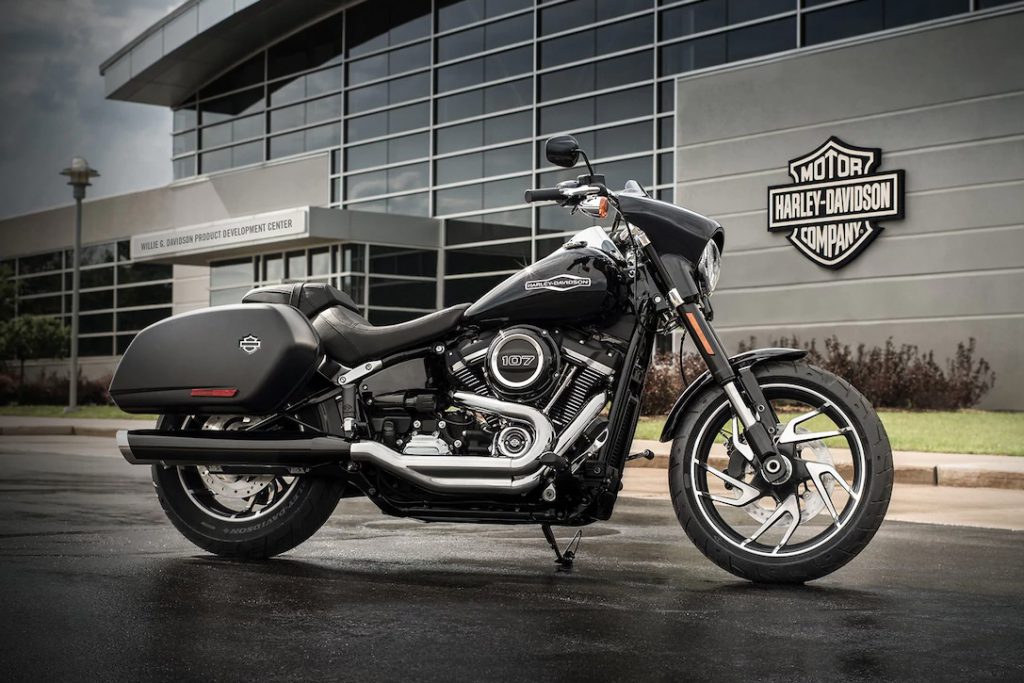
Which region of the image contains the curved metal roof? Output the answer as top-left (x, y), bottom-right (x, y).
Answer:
top-left (100, 0), bottom-right (355, 106)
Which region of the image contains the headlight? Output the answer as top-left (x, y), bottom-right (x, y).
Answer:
top-left (697, 240), bottom-right (721, 295)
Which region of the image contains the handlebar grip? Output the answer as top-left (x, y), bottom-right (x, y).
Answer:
top-left (524, 188), bottom-right (564, 203)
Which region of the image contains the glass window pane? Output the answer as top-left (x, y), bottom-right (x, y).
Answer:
top-left (118, 262), bottom-right (172, 285)
top-left (310, 248), bottom-right (332, 276)
top-left (368, 278), bottom-right (435, 308)
top-left (659, 34), bottom-right (726, 76)
top-left (444, 274), bottom-right (506, 307)
top-left (268, 12), bottom-right (344, 79)
top-left (347, 1), bottom-right (431, 57)
top-left (437, 120), bottom-right (483, 154)
top-left (726, 18), bottom-right (795, 63)
top-left (117, 283), bottom-right (172, 308)
top-left (22, 274), bottom-right (63, 296)
top-left (388, 132), bottom-right (429, 163)
top-left (79, 336), bottom-right (113, 357)
top-left (173, 156), bottom-right (196, 179)
top-left (387, 192), bottom-right (430, 216)
top-left (173, 130), bottom-right (196, 155)
top-left (884, 0), bottom-right (968, 29)
top-left (200, 54), bottom-right (264, 100)
top-left (78, 243), bottom-right (116, 267)
top-left (437, 151), bottom-right (482, 185)
top-left (336, 244), bottom-right (363, 273)
top-left (387, 101), bottom-right (429, 133)
top-left (370, 246), bottom-right (437, 276)
top-left (658, 116), bottom-right (674, 148)
top-left (540, 15), bottom-right (652, 68)
top-left (483, 143), bottom-right (530, 177)
top-left (803, 0), bottom-right (883, 46)
top-left (388, 162), bottom-right (429, 193)
top-left (20, 295), bottom-right (62, 315)
top-left (211, 285), bottom-right (252, 306)
top-left (437, 0), bottom-right (532, 32)
top-left (80, 312), bottom-right (113, 334)
top-left (286, 251), bottom-right (306, 280)
top-left (446, 241), bottom-right (531, 275)
top-left (541, 0), bottom-right (652, 36)
top-left (173, 105), bottom-right (197, 131)
top-left (346, 140), bottom-right (388, 170)
top-left (20, 251), bottom-right (62, 274)
top-left (346, 170), bottom-right (387, 199)
top-left (116, 307), bottom-right (171, 332)
top-left (199, 87), bottom-right (264, 125)
top-left (445, 209), bottom-right (531, 245)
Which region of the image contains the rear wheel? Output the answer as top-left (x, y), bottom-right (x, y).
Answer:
top-left (151, 415), bottom-right (343, 559)
top-left (669, 361), bottom-right (893, 583)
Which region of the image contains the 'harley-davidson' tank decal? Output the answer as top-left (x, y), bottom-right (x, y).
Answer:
top-left (524, 275), bottom-right (592, 292)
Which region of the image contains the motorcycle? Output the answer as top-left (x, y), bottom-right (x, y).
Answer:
top-left (110, 135), bottom-right (892, 583)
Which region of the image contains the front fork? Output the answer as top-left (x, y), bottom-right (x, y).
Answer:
top-left (676, 302), bottom-right (779, 468)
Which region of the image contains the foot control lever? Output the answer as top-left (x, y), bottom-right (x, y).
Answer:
top-left (541, 523), bottom-right (582, 573)
top-left (625, 449), bottom-right (655, 462)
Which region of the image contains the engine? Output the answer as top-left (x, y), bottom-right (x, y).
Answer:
top-left (445, 326), bottom-right (623, 433)
top-left (364, 327), bottom-right (623, 462)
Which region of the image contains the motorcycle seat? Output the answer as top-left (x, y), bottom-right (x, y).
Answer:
top-left (241, 283), bottom-right (360, 319)
top-left (312, 303), bottom-right (470, 367)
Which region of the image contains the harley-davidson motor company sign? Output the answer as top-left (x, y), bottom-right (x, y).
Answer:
top-left (768, 137), bottom-right (905, 268)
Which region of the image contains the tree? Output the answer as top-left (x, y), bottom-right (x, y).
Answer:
top-left (2, 316), bottom-right (70, 401)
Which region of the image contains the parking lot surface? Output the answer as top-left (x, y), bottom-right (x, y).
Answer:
top-left (1, 436), bottom-right (1022, 681)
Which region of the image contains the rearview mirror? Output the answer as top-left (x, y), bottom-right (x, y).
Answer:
top-left (545, 135), bottom-right (580, 168)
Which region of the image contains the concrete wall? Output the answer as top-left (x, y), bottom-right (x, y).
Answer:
top-left (675, 10), bottom-right (1024, 410)
top-left (0, 153), bottom-right (330, 260)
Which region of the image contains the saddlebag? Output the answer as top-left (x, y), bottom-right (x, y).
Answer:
top-left (109, 304), bottom-right (320, 415)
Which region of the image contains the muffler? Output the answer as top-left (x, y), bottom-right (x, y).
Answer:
top-left (116, 430), bottom-right (350, 467)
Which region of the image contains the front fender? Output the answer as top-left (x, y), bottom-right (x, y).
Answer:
top-left (658, 348), bottom-right (807, 442)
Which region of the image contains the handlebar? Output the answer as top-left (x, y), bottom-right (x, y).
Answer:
top-left (523, 188), bottom-right (564, 203)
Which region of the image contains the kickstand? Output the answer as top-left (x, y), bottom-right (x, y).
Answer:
top-left (541, 524), bottom-right (582, 573)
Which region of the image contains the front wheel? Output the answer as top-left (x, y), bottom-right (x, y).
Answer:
top-left (669, 360), bottom-right (892, 583)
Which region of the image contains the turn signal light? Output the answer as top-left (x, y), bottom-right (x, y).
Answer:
top-left (190, 388), bottom-right (239, 398)
top-left (579, 196), bottom-right (608, 218)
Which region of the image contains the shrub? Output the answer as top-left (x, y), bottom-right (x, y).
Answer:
top-left (734, 335), bottom-right (994, 411)
top-left (1, 372), bottom-right (113, 406)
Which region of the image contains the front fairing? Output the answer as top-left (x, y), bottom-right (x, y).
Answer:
top-left (616, 193), bottom-right (724, 265)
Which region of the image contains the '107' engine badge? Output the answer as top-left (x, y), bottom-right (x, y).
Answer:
top-left (239, 335), bottom-right (261, 354)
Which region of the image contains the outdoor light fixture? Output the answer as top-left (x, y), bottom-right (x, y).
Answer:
top-left (59, 157), bottom-right (100, 412)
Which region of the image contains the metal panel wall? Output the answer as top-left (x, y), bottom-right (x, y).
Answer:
top-left (675, 11), bottom-right (1024, 409)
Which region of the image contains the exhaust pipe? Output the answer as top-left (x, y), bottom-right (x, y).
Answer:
top-left (116, 430), bottom-right (350, 467)
top-left (116, 391), bottom-right (607, 494)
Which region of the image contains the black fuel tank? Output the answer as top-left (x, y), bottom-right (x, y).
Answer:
top-left (463, 246), bottom-right (626, 326)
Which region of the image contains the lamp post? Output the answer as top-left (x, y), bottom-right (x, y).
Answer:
top-left (59, 158), bottom-right (100, 413)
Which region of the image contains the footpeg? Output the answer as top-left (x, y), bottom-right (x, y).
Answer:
top-left (625, 449), bottom-right (655, 462)
top-left (541, 524), bottom-right (582, 573)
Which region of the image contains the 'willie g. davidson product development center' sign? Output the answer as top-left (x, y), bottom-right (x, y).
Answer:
top-left (768, 137), bottom-right (905, 269)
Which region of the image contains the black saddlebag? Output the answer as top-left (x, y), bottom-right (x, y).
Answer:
top-left (109, 304), bottom-right (320, 415)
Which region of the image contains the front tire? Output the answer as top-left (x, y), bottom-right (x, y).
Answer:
top-left (669, 360), bottom-right (893, 583)
top-left (151, 416), bottom-right (344, 559)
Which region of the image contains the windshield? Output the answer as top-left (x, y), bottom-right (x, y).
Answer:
top-left (560, 225), bottom-right (626, 261)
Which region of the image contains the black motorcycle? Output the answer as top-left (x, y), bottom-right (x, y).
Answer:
top-left (110, 136), bottom-right (892, 583)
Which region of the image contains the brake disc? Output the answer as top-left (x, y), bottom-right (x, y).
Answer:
top-left (196, 415), bottom-right (273, 500)
top-left (743, 428), bottom-right (836, 524)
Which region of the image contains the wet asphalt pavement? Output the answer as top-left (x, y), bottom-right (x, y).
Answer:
top-left (1, 437), bottom-right (1023, 682)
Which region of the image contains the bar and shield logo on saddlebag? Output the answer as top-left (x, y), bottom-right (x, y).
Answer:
top-left (767, 137), bottom-right (905, 269)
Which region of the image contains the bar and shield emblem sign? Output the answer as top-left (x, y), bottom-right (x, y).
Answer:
top-left (767, 137), bottom-right (905, 269)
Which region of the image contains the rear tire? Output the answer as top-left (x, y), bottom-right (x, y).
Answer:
top-left (151, 416), bottom-right (343, 559)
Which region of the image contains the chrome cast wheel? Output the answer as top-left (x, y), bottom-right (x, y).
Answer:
top-left (669, 361), bottom-right (893, 583)
top-left (177, 467), bottom-right (299, 522)
top-left (689, 383), bottom-right (864, 558)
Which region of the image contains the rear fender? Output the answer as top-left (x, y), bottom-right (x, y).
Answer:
top-left (658, 348), bottom-right (807, 442)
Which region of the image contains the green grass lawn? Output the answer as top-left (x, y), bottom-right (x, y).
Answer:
top-left (2, 404), bottom-right (1021, 456)
top-left (0, 404), bottom-right (155, 420)
top-left (635, 410), bottom-right (1024, 456)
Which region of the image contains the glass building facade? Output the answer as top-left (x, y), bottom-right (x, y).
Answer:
top-left (1, 242), bottom-right (174, 357)
top-left (171, 0), bottom-right (1015, 317)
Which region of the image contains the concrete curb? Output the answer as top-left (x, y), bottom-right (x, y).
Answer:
top-left (2, 424), bottom-right (1021, 491)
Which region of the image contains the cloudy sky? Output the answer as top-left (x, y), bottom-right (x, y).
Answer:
top-left (0, 0), bottom-right (178, 219)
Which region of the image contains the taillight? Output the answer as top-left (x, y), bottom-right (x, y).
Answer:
top-left (190, 388), bottom-right (239, 398)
